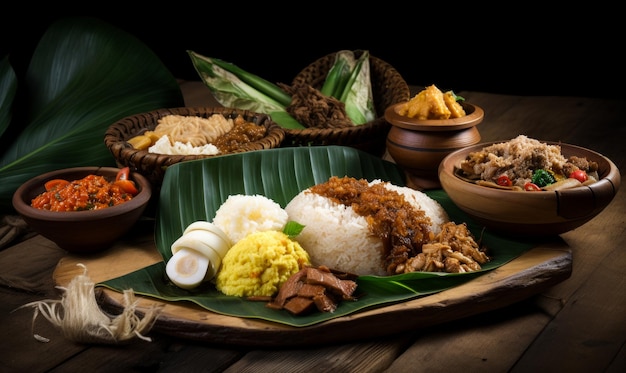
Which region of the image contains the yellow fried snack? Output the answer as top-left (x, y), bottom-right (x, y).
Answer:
top-left (398, 85), bottom-right (466, 120)
top-left (127, 130), bottom-right (163, 150)
top-left (126, 135), bottom-right (153, 150)
top-left (443, 91), bottom-right (466, 118)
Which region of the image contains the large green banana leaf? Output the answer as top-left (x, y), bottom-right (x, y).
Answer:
top-left (0, 17), bottom-right (185, 213)
top-left (0, 58), bottom-right (17, 138)
top-left (99, 146), bottom-right (535, 327)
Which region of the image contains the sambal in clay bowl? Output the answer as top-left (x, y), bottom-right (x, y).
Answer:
top-left (385, 85), bottom-right (483, 189)
top-left (438, 136), bottom-right (620, 236)
top-left (12, 166), bottom-right (151, 253)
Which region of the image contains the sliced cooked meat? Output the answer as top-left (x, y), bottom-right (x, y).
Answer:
top-left (266, 265), bottom-right (358, 315)
top-left (313, 294), bottom-right (338, 313)
top-left (267, 268), bottom-right (307, 308)
top-left (297, 283), bottom-right (326, 298)
top-left (283, 297), bottom-right (316, 315)
top-left (305, 267), bottom-right (357, 300)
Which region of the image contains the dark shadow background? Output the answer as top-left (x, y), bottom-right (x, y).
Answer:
top-left (2, 9), bottom-right (623, 98)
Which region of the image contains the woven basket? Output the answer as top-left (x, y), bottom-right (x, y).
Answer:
top-left (104, 107), bottom-right (285, 186)
top-left (284, 51), bottom-right (410, 156)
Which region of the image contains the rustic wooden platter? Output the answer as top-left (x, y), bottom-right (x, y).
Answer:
top-left (53, 233), bottom-right (572, 347)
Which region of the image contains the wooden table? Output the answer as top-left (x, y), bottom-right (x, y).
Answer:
top-left (1, 82), bottom-right (624, 372)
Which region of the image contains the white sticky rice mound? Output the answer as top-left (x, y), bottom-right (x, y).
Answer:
top-left (285, 180), bottom-right (450, 276)
top-left (148, 135), bottom-right (220, 155)
top-left (213, 194), bottom-right (288, 244)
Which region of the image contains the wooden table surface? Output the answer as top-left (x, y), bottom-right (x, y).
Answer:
top-left (1, 82), bottom-right (624, 373)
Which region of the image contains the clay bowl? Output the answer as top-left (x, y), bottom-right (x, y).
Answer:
top-left (438, 141), bottom-right (620, 236)
top-left (385, 101), bottom-right (484, 189)
top-left (12, 166), bottom-right (152, 253)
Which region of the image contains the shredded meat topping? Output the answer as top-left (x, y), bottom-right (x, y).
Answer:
top-left (396, 222), bottom-right (490, 274)
top-left (278, 83), bottom-right (354, 128)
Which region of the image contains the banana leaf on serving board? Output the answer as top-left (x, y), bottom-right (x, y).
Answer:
top-left (98, 146), bottom-right (535, 327)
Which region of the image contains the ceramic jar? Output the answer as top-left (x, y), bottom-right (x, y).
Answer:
top-left (384, 102), bottom-right (484, 189)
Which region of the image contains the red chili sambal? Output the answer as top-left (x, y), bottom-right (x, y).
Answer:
top-left (31, 169), bottom-right (138, 211)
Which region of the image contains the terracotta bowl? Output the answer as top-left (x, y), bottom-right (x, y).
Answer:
top-left (12, 167), bottom-right (152, 253)
top-left (385, 101), bottom-right (484, 189)
top-left (438, 141), bottom-right (620, 236)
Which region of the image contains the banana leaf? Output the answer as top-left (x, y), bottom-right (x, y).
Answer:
top-left (98, 146), bottom-right (536, 327)
top-left (0, 58), bottom-right (16, 138)
top-left (338, 50), bottom-right (376, 125)
top-left (188, 51), bottom-right (286, 113)
top-left (188, 50), bottom-right (305, 130)
top-left (320, 50), bottom-right (356, 98)
top-left (0, 17), bottom-right (185, 213)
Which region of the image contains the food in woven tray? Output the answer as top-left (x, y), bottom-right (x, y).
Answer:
top-left (396, 84), bottom-right (465, 120)
top-left (126, 114), bottom-right (266, 155)
top-left (277, 82), bottom-right (354, 129)
top-left (163, 176), bottom-right (490, 315)
top-left (457, 135), bottom-right (600, 191)
top-left (187, 50), bottom-right (377, 129)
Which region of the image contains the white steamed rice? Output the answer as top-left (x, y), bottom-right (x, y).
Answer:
top-left (148, 135), bottom-right (220, 155)
top-left (284, 180), bottom-right (449, 276)
top-left (213, 194), bottom-right (288, 244)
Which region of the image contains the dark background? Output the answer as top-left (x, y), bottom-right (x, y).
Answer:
top-left (2, 9), bottom-right (624, 98)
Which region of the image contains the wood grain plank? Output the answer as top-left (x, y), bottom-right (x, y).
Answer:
top-left (384, 300), bottom-right (551, 372)
top-left (52, 235), bottom-right (572, 347)
top-left (220, 335), bottom-right (413, 373)
top-left (0, 235), bottom-right (88, 373)
top-left (511, 214), bottom-right (626, 372)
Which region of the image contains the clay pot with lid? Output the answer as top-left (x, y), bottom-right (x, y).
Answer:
top-left (384, 101), bottom-right (484, 189)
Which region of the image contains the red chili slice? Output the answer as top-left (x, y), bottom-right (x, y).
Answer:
top-left (569, 169), bottom-right (588, 183)
top-left (114, 167), bottom-right (138, 195)
top-left (497, 175), bottom-right (513, 187)
top-left (114, 179), bottom-right (138, 195)
top-left (116, 167), bottom-right (131, 182)
top-left (44, 179), bottom-right (70, 191)
top-left (524, 182), bottom-right (542, 191)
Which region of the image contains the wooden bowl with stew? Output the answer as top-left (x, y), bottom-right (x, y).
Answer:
top-left (12, 166), bottom-right (151, 253)
top-left (438, 139), bottom-right (620, 236)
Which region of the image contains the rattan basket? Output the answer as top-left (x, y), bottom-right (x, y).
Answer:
top-left (104, 107), bottom-right (285, 186)
top-left (283, 51), bottom-right (410, 156)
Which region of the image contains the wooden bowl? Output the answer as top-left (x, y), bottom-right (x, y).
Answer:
top-left (438, 141), bottom-right (620, 236)
top-left (385, 102), bottom-right (483, 189)
top-left (12, 167), bottom-right (151, 253)
top-left (104, 107), bottom-right (285, 186)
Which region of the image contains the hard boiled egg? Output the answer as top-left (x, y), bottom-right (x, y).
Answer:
top-left (165, 221), bottom-right (232, 289)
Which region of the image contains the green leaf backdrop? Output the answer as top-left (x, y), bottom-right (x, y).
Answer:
top-left (0, 17), bottom-right (184, 212)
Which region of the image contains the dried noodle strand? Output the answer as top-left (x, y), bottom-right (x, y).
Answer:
top-left (15, 263), bottom-right (162, 344)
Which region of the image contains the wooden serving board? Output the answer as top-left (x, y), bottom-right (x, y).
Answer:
top-left (53, 234), bottom-right (572, 347)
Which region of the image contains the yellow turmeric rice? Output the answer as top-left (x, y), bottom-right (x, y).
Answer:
top-left (215, 230), bottom-right (310, 297)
